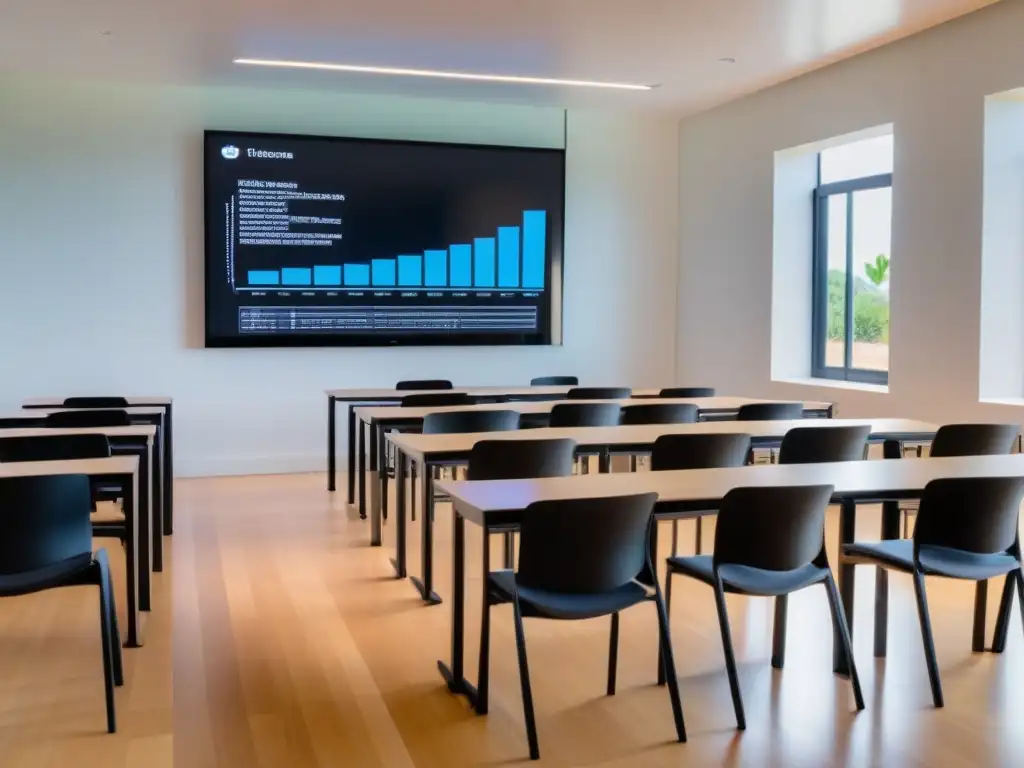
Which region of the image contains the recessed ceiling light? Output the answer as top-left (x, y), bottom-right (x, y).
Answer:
top-left (233, 58), bottom-right (654, 91)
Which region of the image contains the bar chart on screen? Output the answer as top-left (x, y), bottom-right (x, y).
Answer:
top-left (240, 210), bottom-right (547, 292)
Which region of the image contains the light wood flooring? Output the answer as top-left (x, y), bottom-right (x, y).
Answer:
top-left (4, 471), bottom-right (1024, 766)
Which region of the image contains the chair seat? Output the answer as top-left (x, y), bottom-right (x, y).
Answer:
top-left (843, 539), bottom-right (1020, 580)
top-left (666, 555), bottom-right (829, 596)
top-left (0, 553), bottom-right (96, 596)
top-left (488, 570), bottom-right (649, 620)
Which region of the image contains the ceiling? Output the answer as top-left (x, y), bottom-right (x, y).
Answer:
top-left (0, 0), bottom-right (1000, 114)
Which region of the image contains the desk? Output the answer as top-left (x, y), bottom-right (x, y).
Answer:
top-left (0, 424), bottom-right (160, 581)
top-left (358, 396), bottom-right (834, 523)
top-left (384, 416), bottom-right (918, 603)
top-left (325, 386), bottom-right (670, 499)
top-left (23, 397), bottom-right (175, 534)
top-left (0, 456), bottom-right (145, 647)
top-left (433, 451), bottom-right (1024, 708)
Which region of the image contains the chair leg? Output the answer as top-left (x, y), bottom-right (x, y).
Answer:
top-left (771, 595), bottom-right (788, 669)
top-left (912, 571), bottom-right (944, 708)
top-left (511, 595), bottom-right (540, 761)
top-left (694, 517), bottom-right (703, 555)
top-left (712, 578), bottom-right (746, 730)
top-left (607, 612), bottom-right (619, 696)
top-left (824, 573), bottom-right (864, 711)
top-left (653, 591), bottom-right (688, 743)
top-left (97, 572), bottom-right (117, 733)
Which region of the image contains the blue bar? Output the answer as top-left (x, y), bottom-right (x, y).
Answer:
top-left (281, 267), bottom-right (312, 286)
top-left (248, 270), bottom-right (279, 286)
top-left (498, 226), bottom-right (520, 288)
top-left (313, 265), bottom-right (341, 286)
top-left (449, 244), bottom-right (472, 287)
top-left (372, 259), bottom-right (396, 286)
top-left (522, 211), bottom-right (546, 289)
top-left (425, 250), bottom-right (447, 287)
top-left (474, 238), bottom-right (496, 287)
top-left (398, 255), bottom-right (422, 287)
top-left (344, 263), bottom-right (370, 286)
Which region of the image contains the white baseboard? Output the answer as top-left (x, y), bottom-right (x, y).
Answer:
top-left (175, 452), bottom-right (341, 478)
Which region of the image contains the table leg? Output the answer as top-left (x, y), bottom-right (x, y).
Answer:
top-left (149, 437), bottom-right (163, 573)
top-left (410, 463), bottom-right (441, 604)
top-left (327, 395), bottom-right (337, 492)
top-left (137, 445), bottom-right (152, 613)
top-left (598, 448), bottom-right (611, 473)
top-left (834, 498), bottom-right (857, 675)
top-left (389, 451), bottom-right (407, 574)
top-left (164, 403), bottom-right (174, 535)
top-left (438, 508), bottom-right (479, 707)
top-left (379, 427), bottom-right (389, 526)
top-left (358, 417), bottom-right (366, 520)
top-left (347, 404), bottom-right (356, 504)
top-left (874, 439), bottom-right (902, 658)
top-left (367, 420), bottom-right (378, 524)
top-left (122, 471), bottom-right (141, 648)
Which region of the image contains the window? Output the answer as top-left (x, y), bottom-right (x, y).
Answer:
top-left (812, 133), bottom-right (893, 384)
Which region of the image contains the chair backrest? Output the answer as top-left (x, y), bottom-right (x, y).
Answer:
top-left (0, 475), bottom-right (94, 576)
top-left (736, 402), bottom-right (804, 421)
top-left (422, 409), bottom-right (520, 434)
top-left (778, 425), bottom-right (871, 465)
top-left (713, 485), bottom-right (835, 572)
top-left (549, 403), bottom-right (622, 428)
top-left (400, 393), bottom-right (475, 408)
top-left (517, 493), bottom-right (658, 594)
top-left (0, 434), bottom-right (111, 463)
top-left (45, 409), bottom-right (131, 428)
top-left (929, 424), bottom-right (1020, 458)
top-left (530, 376), bottom-right (578, 386)
top-left (650, 433), bottom-right (752, 471)
top-left (619, 403), bottom-right (699, 426)
top-left (62, 396), bottom-right (129, 409)
top-left (468, 439), bottom-right (576, 480)
top-left (565, 387), bottom-right (631, 400)
top-left (396, 379), bottom-right (453, 391)
top-left (659, 387), bottom-right (716, 398)
top-left (914, 477), bottom-right (1024, 556)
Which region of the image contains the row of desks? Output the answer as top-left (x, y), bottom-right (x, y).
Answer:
top-left (433, 447), bottom-right (1024, 710)
top-left (350, 395), bottom-right (835, 520)
top-left (0, 396), bottom-right (175, 649)
top-left (382, 417), bottom-right (935, 602)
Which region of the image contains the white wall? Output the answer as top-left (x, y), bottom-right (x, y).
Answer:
top-left (0, 78), bottom-right (679, 476)
top-left (678, 0), bottom-right (1024, 424)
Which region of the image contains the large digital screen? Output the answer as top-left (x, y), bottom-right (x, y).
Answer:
top-left (203, 130), bottom-right (564, 347)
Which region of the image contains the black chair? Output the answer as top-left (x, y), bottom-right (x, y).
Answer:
top-left (844, 476), bottom-right (1024, 707)
top-left (736, 402), bottom-right (804, 421)
top-left (778, 425), bottom-right (872, 465)
top-left (651, 433), bottom-right (753, 558)
top-left (0, 435), bottom-right (126, 539)
top-left (400, 393), bottom-right (475, 408)
top-left (620, 403), bottom-right (699, 426)
top-left (660, 387), bottom-right (716, 398)
top-left (530, 376), bottom-right (578, 386)
top-left (483, 493), bottom-right (686, 759)
top-left (468, 438), bottom-right (576, 568)
top-left (0, 475), bottom-right (123, 732)
top-left (45, 410), bottom-right (131, 428)
top-left (666, 484), bottom-right (862, 730)
top-left (565, 387), bottom-right (632, 400)
top-left (423, 410), bottom-right (520, 434)
top-left (396, 379), bottom-right (452, 390)
top-left (901, 424), bottom-right (1020, 536)
top-left (549, 403), bottom-right (622, 428)
top-left (63, 397), bottom-right (130, 409)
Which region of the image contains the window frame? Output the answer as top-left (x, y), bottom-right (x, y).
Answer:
top-left (811, 169), bottom-right (893, 385)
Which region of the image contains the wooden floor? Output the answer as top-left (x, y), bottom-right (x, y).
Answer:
top-left (5, 472), bottom-right (1024, 766)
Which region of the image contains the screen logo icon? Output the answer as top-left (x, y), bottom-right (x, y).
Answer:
top-left (221, 145), bottom-right (240, 159)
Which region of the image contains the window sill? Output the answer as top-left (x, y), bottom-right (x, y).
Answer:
top-left (980, 397), bottom-right (1024, 408)
top-left (776, 376), bottom-right (889, 394)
